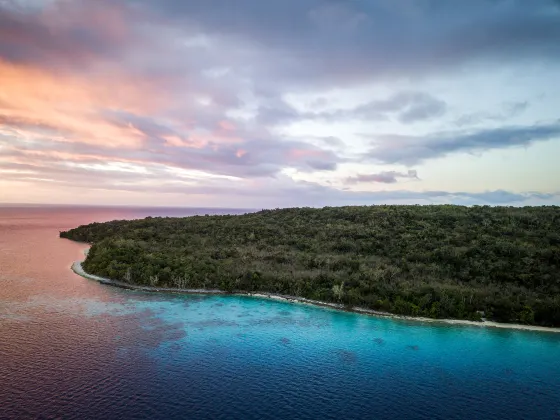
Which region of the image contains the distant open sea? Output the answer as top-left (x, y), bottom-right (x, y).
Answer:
top-left (1, 206), bottom-right (559, 419)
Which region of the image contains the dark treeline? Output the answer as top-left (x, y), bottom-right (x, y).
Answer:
top-left (60, 205), bottom-right (560, 326)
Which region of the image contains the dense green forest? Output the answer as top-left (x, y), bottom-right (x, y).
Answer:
top-left (61, 205), bottom-right (560, 326)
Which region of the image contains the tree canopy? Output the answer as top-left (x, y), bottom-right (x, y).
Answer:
top-left (61, 205), bottom-right (560, 326)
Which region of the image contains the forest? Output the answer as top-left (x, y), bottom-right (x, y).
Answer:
top-left (60, 205), bottom-right (560, 326)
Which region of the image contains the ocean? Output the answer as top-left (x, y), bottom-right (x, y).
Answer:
top-left (1, 206), bottom-right (559, 419)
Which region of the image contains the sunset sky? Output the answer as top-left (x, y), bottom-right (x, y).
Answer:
top-left (1, 0), bottom-right (560, 207)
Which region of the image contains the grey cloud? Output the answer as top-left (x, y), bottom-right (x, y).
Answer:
top-left (455, 101), bottom-right (529, 127)
top-left (504, 101), bottom-right (529, 116)
top-left (301, 187), bottom-right (558, 207)
top-left (458, 190), bottom-right (554, 204)
top-left (397, 96), bottom-right (447, 123)
top-left (353, 92), bottom-right (447, 123)
top-left (306, 160), bottom-right (337, 171)
top-left (346, 170), bottom-right (419, 184)
top-left (255, 98), bottom-right (304, 126)
top-left (1, 0), bottom-right (559, 206)
top-left (257, 92), bottom-right (447, 126)
top-left (0, 124), bottom-right (343, 180)
top-left (2, 160), bottom-right (556, 207)
top-left (1, 135), bottom-right (556, 207)
top-left (4, 0), bottom-right (544, 97)
top-left (0, 1), bottom-right (237, 104)
top-left (134, 0), bottom-right (560, 91)
top-left (144, 134), bottom-right (343, 176)
top-left (3, 0), bottom-right (560, 96)
top-left (337, 190), bottom-right (557, 206)
top-left (364, 121), bottom-right (560, 164)
top-left (315, 136), bottom-right (345, 148)
top-left (104, 111), bottom-right (179, 139)
top-left (0, 0), bottom-right (135, 70)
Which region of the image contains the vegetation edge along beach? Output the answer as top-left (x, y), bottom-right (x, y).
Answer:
top-left (70, 250), bottom-right (560, 333)
top-left (61, 205), bottom-right (560, 328)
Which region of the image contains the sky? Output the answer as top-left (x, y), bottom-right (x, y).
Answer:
top-left (1, 0), bottom-right (560, 208)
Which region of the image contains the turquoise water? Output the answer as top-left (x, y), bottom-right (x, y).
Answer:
top-left (1, 207), bottom-right (559, 419)
top-left (113, 293), bottom-right (560, 419)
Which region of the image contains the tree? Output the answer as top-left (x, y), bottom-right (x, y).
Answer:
top-left (332, 282), bottom-right (345, 302)
top-left (61, 204), bottom-right (560, 326)
top-left (124, 267), bottom-right (132, 283)
top-left (149, 275), bottom-right (159, 287)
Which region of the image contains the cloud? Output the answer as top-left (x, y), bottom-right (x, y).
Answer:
top-left (134, 0), bottom-right (560, 90)
top-left (346, 170), bottom-right (419, 184)
top-left (0, 125), bottom-right (343, 180)
top-left (315, 136), bottom-right (345, 149)
top-left (364, 121), bottom-right (560, 164)
top-left (0, 0), bottom-right (135, 70)
top-left (455, 101), bottom-right (529, 127)
top-left (3, 0), bottom-right (560, 96)
top-left (257, 92), bottom-right (447, 126)
top-left (1, 159), bottom-right (556, 207)
top-left (352, 93), bottom-right (447, 123)
top-left (0, 58), bottom-right (173, 147)
top-left (0, 0), bottom-right (559, 206)
top-left (0, 1), bottom-right (346, 186)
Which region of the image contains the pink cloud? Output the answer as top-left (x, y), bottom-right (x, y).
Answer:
top-left (0, 59), bottom-right (179, 148)
top-left (0, 0), bottom-right (344, 204)
top-left (219, 120), bottom-right (236, 131)
top-left (287, 148), bottom-right (328, 159)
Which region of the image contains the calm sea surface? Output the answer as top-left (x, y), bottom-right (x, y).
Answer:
top-left (1, 206), bottom-right (559, 420)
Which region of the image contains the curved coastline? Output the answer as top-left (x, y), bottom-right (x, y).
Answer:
top-left (71, 249), bottom-right (560, 334)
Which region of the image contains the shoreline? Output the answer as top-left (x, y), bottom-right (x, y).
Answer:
top-left (71, 252), bottom-right (560, 334)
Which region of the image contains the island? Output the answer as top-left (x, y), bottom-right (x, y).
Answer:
top-left (60, 205), bottom-right (560, 327)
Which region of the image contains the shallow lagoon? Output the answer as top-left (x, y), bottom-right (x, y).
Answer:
top-left (1, 207), bottom-right (559, 419)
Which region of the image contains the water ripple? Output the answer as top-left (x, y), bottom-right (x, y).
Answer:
top-left (2, 209), bottom-right (560, 419)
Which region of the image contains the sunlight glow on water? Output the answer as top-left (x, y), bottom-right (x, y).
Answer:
top-left (1, 207), bottom-right (559, 419)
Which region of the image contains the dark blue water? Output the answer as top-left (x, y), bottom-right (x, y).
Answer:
top-left (1, 206), bottom-right (559, 419)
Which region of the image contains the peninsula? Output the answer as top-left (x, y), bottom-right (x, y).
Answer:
top-left (61, 205), bottom-right (560, 327)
